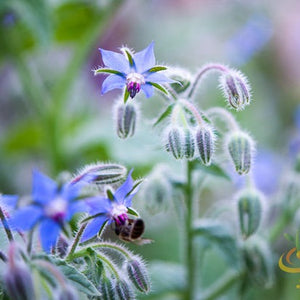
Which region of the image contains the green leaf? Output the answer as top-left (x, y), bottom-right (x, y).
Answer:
top-left (52, 258), bottom-right (101, 296)
top-left (148, 66), bottom-right (167, 72)
top-left (94, 68), bottom-right (123, 76)
top-left (153, 104), bottom-right (175, 127)
top-left (149, 82), bottom-right (169, 95)
top-left (194, 162), bottom-right (231, 181)
top-left (193, 219), bottom-right (241, 269)
top-left (97, 220), bottom-right (108, 239)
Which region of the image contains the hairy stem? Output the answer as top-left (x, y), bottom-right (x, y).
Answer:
top-left (179, 99), bottom-right (203, 125)
top-left (206, 107), bottom-right (240, 131)
top-left (188, 63), bottom-right (229, 98)
top-left (0, 207), bottom-right (14, 242)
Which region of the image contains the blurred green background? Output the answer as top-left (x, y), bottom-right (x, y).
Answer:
top-left (1, 0), bottom-right (300, 299)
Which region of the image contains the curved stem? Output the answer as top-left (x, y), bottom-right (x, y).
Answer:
top-left (206, 107), bottom-right (240, 131)
top-left (179, 99), bottom-right (203, 125)
top-left (188, 63), bottom-right (229, 98)
top-left (171, 104), bottom-right (188, 128)
top-left (91, 242), bottom-right (131, 259)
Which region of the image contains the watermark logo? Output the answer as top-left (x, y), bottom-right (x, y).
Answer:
top-left (279, 247), bottom-right (300, 288)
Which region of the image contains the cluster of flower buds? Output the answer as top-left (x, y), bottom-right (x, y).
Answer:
top-left (236, 188), bottom-right (264, 238)
top-left (219, 69), bottom-right (251, 111)
top-left (226, 131), bottom-right (255, 175)
top-left (114, 99), bottom-right (138, 139)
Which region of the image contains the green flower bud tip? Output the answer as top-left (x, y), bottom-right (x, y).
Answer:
top-left (114, 100), bottom-right (139, 139)
top-left (72, 162), bottom-right (127, 185)
top-left (226, 131), bottom-right (255, 175)
top-left (236, 188), bottom-right (264, 239)
top-left (165, 67), bottom-right (192, 94)
top-left (126, 256), bottom-right (150, 293)
top-left (219, 69), bottom-right (251, 111)
top-left (195, 124), bottom-right (216, 166)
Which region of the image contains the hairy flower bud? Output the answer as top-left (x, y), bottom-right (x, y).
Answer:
top-left (166, 67), bottom-right (192, 94)
top-left (115, 279), bottom-right (135, 300)
top-left (226, 131), bottom-right (255, 175)
top-left (4, 245), bottom-right (35, 300)
top-left (114, 101), bottom-right (138, 139)
top-left (165, 127), bottom-right (185, 159)
top-left (236, 188), bottom-right (263, 238)
top-left (184, 128), bottom-right (195, 159)
top-left (220, 70), bottom-right (251, 111)
top-left (98, 274), bottom-right (116, 300)
top-left (195, 124), bottom-right (215, 165)
top-left (126, 257), bottom-right (150, 293)
top-left (72, 163), bottom-right (127, 185)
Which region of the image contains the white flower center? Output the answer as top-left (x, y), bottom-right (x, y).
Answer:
top-left (110, 203), bottom-right (127, 219)
top-left (126, 73), bottom-right (145, 85)
top-left (45, 197), bottom-right (67, 221)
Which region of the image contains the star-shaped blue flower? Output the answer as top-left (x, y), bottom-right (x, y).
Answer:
top-left (10, 171), bottom-right (87, 253)
top-left (81, 170), bottom-right (140, 242)
top-left (94, 42), bottom-right (174, 102)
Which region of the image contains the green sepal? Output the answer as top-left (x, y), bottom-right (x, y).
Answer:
top-left (81, 212), bottom-right (106, 224)
top-left (106, 189), bottom-right (115, 201)
top-left (149, 82), bottom-right (168, 95)
top-left (125, 179), bottom-right (143, 198)
top-left (94, 68), bottom-right (123, 76)
top-left (97, 220), bottom-right (108, 239)
top-left (127, 207), bottom-right (140, 217)
top-left (124, 49), bottom-right (134, 67)
top-left (123, 89), bottom-right (130, 103)
top-left (153, 104), bottom-right (175, 127)
top-left (148, 66), bottom-right (167, 72)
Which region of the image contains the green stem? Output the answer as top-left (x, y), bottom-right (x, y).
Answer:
top-left (0, 207), bottom-right (14, 242)
top-left (185, 160), bottom-right (195, 300)
top-left (199, 270), bottom-right (245, 300)
top-left (269, 210), bottom-right (292, 243)
top-left (91, 242), bottom-right (131, 259)
top-left (66, 222), bottom-right (88, 260)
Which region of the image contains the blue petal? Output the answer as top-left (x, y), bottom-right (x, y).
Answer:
top-left (141, 84), bottom-right (154, 98)
top-left (39, 219), bottom-right (61, 253)
top-left (133, 42), bottom-right (155, 74)
top-left (81, 216), bottom-right (107, 242)
top-left (66, 201), bottom-right (88, 221)
top-left (60, 183), bottom-right (81, 203)
top-left (100, 48), bottom-right (130, 74)
top-left (114, 169), bottom-right (134, 204)
top-left (101, 75), bottom-right (126, 94)
top-left (10, 205), bottom-right (43, 231)
top-left (0, 195), bottom-right (18, 208)
top-left (145, 72), bottom-right (174, 83)
top-left (32, 170), bottom-right (57, 205)
top-left (85, 197), bottom-right (111, 214)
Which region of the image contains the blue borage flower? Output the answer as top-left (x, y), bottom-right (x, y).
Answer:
top-left (10, 171), bottom-right (87, 253)
top-left (81, 170), bottom-right (141, 242)
top-left (94, 42), bottom-right (174, 102)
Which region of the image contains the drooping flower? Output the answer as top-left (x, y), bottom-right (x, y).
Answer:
top-left (94, 42), bottom-right (174, 102)
top-left (10, 171), bottom-right (87, 253)
top-left (81, 170), bottom-right (140, 242)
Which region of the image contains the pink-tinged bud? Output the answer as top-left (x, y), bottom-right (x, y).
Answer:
top-left (195, 124), bottom-right (215, 166)
top-left (115, 101), bottom-right (138, 139)
top-left (126, 257), bottom-right (150, 293)
top-left (4, 244), bottom-right (36, 300)
top-left (98, 274), bottom-right (116, 299)
top-left (226, 131), bottom-right (255, 175)
top-left (219, 69), bottom-right (251, 111)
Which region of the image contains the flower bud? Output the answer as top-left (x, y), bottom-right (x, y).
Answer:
top-left (184, 128), bottom-right (195, 159)
top-left (140, 165), bottom-right (172, 215)
top-left (115, 279), bottom-right (135, 300)
top-left (165, 67), bottom-right (192, 94)
top-left (114, 101), bottom-right (137, 139)
top-left (4, 245), bottom-right (35, 300)
top-left (226, 131), bottom-right (255, 175)
top-left (165, 126), bottom-right (185, 159)
top-left (195, 124), bottom-right (215, 165)
top-left (220, 70), bottom-right (251, 111)
top-left (236, 189), bottom-right (263, 238)
top-left (98, 274), bottom-right (116, 300)
top-left (126, 257), bottom-right (150, 293)
top-left (72, 163), bottom-right (127, 185)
